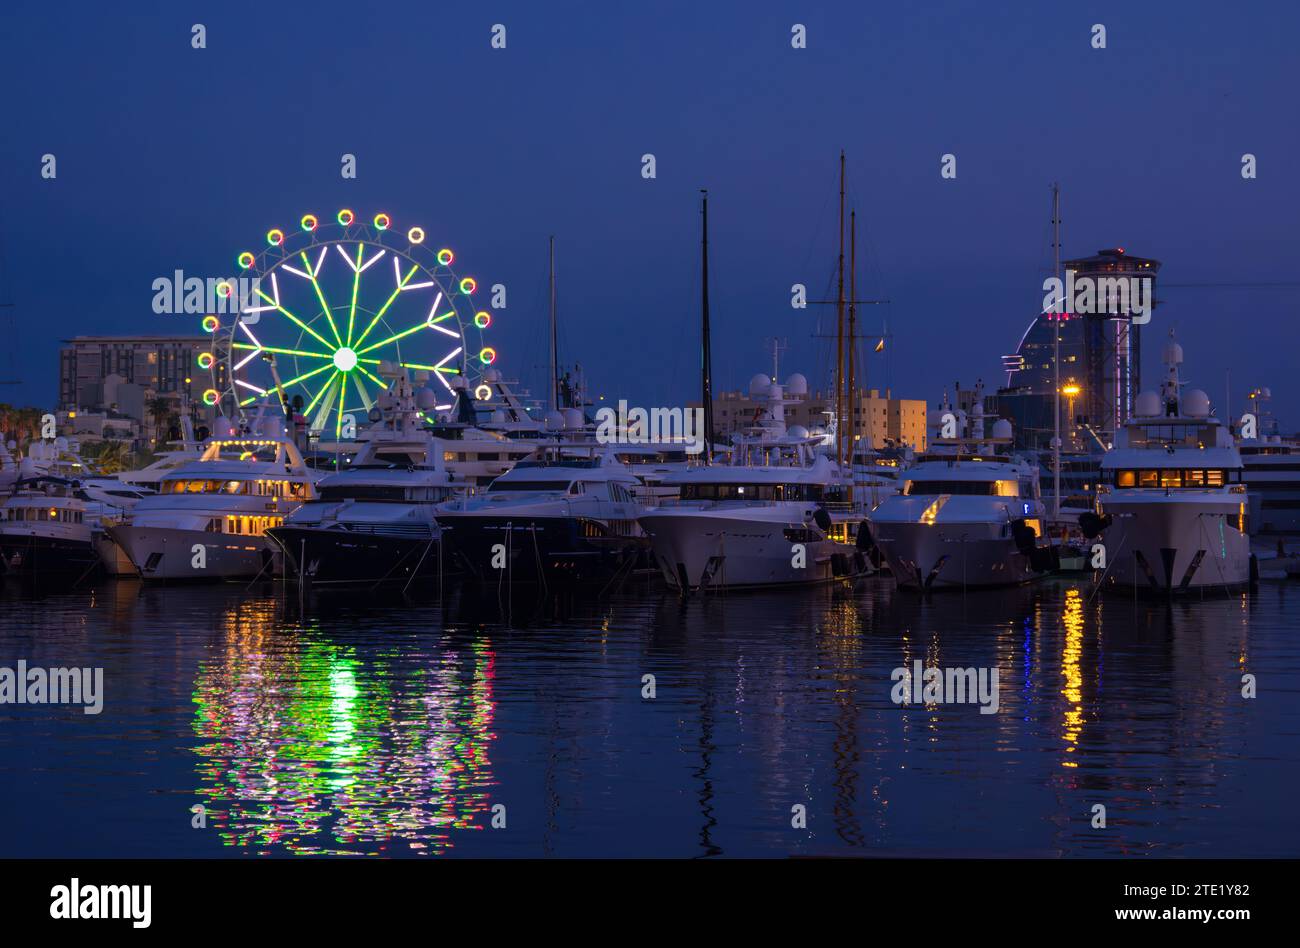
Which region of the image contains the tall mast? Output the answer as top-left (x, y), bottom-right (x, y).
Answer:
top-left (835, 150), bottom-right (846, 469)
top-left (847, 208), bottom-right (857, 503)
top-left (1051, 183), bottom-right (1062, 520)
top-left (549, 235), bottom-right (558, 411)
top-left (700, 190), bottom-right (714, 466)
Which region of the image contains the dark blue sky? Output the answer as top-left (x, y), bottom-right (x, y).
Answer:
top-left (3, 1), bottom-right (1297, 424)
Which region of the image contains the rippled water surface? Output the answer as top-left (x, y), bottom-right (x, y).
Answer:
top-left (2, 573), bottom-right (1297, 857)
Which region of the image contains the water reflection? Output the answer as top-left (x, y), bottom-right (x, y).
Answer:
top-left (1, 574), bottom-right (1294, 858)
top-left (191, 605), bottom-right (496, 855)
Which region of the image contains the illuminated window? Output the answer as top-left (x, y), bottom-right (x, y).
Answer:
top-left (1116, 470), bottom-right (1136, 487)
top-left (1138, 470), bottom-right (1158, 488)
top-left (1160, 470), bottom-right (1182, 488)
top-left (1205, 470), bottom-right (1225, 487)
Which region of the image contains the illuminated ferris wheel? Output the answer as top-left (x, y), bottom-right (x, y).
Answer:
top-left (198, 209), bottom-right (497, 438)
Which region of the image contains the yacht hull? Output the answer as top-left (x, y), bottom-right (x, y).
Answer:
top-left (440, 515), bottom-right (644, 586)
top-left (0, 533), bottom-right (101, 578)
top-left (106, 524), bottom-right (277, 581)
top-left (1094, 495), bottom-right (1251, 594)
top-left (639, 511), bottom-right (857, 591)
top-left (267, 526), bottom-right (442, 586)
top-left (870, 521), bottom-right (1038, 590)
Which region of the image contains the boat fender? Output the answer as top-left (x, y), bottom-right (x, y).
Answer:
top-left (855, 520), bottom-right (875, 551)
top-left (1078, 511), bottom-right (1112, 539)
top-left (1009, 518), bottom-right (1038, 556)
top-left (812, 506), bottom-right (832, 533)
top-left (1250, 553), bottom-right (1259, 587)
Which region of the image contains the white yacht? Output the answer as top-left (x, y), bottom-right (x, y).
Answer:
top-left (267, 376), bottom-right (469, 586)
top-left (1083, 333), bottom-right (1251, 594)
top-left (1232, 388), bottom-right (1300, 535)
top-left (437, 443), bottom-right (648, 586)
top-left (638, 373), bottom-right (870, 593)
top-left (866, 388), bottom-right (1054, 590)
top-left (0, 470), bottom-right (150, 578)
top-left (107, 425), bottom-right (317, 581)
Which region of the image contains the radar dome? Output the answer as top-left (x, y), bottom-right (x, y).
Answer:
top-left (991, 419), bottom-right (1013, 440)
top-left (785, 373), bottom-right (808, 396)
top-left (749, 373), bottom-right (772, 396)
top-left (1134, 391), bottom-right (1161, 417)
top-left (544, 410), bottom-right (564, 430)
top-left (1162, 339), bottom-right (1184, 366)
top-left (449, 374), bottom-right (467, 390)
top-left (788, 425), bottom-right (809, 439)
top-left (563, 408), bottom-right (585, 429)
top-left (415, 387), bottom-right (437, 411)
top-left (1183, 389), bottom-right (1211, 418)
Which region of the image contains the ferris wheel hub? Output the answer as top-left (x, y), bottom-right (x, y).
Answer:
top-left (332, 347), bottom-right (358, 372)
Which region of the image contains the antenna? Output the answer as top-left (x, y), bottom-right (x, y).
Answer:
top-left (764, 336), bottom-right (788, 382)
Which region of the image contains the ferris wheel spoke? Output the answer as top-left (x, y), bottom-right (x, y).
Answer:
top-left (350, 372), bottom-right (374, 412)
top-left (299, 250), bottom-right (343, 347)
top-left (352, 263), bottom-right (419, 349)
top-left (277, 360), bottom-right (338, 391)
top-left (302, 370), bottom-right (336, 417)
top-left (255, 288), bottom-right (336, 352)
top-left (355, 319), bottom-right (432, 356)
top-left (231, 343), bottom-right (333, 360)
top-left (345, 243), bottom-right (364, 347)
top-left (311, 373), bottom-right (342, 432)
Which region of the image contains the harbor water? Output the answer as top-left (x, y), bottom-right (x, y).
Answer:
top-left (1, 574), bottom-right (1296, 858)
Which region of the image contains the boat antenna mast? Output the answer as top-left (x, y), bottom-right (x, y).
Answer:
top-left (835, 150), bottom-right (846, 470)
top-left (1051, 182), bottom-right (1062, 521)
top-left (549, 235), bottom-right (559, 411)
top-left (701, 189), bottom-right (715, 466)
top-left (847, 207), bottom-right (857, 504)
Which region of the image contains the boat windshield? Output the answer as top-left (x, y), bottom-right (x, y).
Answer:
top-left (679, 483), bottom-right (823, 502)
top-left (903, 479), bottom-right (1018, 497)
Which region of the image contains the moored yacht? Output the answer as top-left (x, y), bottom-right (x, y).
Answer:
top-left (866, 387), bottom-right (1055, 590)
top-left (437, 443), bottom-right (648, 587)
top-left (1083, 333), bottom-right (1251, 594)
top-left (639, 373), bottom-right (870, 592)
top-left (267, 375), bottom-right (469, 586)
top-left (107, 425), bottom-right (317, 581)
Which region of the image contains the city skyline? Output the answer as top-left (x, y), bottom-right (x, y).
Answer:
top-left (3, 1), bottom-right (1297, 428)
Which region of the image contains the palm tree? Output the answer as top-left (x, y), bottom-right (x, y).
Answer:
top-left (145, 395), bottom-right (173, 444)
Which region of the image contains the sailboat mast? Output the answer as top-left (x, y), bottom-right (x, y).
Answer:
top-left (847, 208), bottom-right (857, 503)
top-left (701, 190), bottom-right (714, 466)
top-left (1051, 183), bottom-right (1062, 520)
top-left (549, 236), bottom-right (558, 411)
top-left (835, 150), bottom-right (846, 469)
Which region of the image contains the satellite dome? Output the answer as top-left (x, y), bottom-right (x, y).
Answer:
top-left (563, 408), bottom-right (585, 429)
top-left (450, 374), bottom-right (467, 390)
top-left (415, 387), bottom-right (437, 411)
top-left (544, 410), bottom-right (564, 430)
top-left (1163, 339), bottom-right (1184, 366)
top-left (1135, 391), bottom-right (1161, 417)
top-left (785, 373), bottom-right (808, 396)
top-left (1183, 388), bottom-right (1211, 418)
top-left (991, 419), bottom-right (1013, 440)
top-left (788, 425), bottom-right (809, 439)
top-left (749, 373), bottom-right (772, 396)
